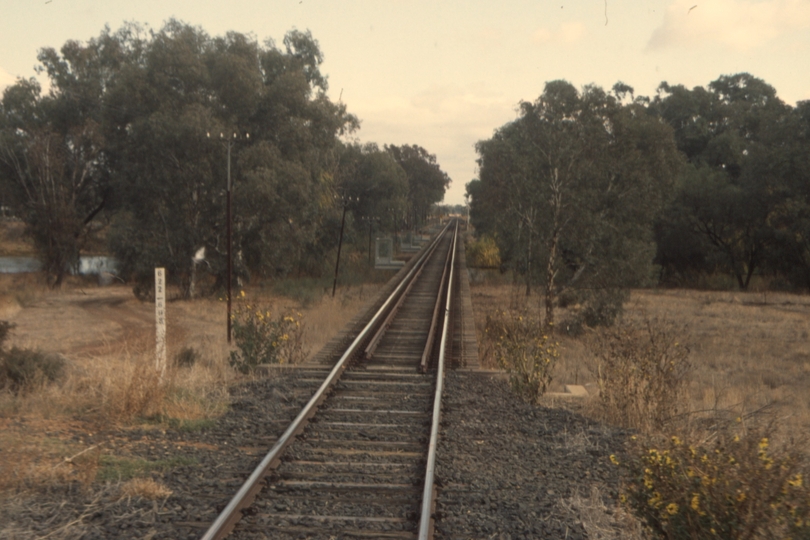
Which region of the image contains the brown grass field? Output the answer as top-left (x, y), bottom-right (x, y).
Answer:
top-left (470, 279), bottom-right (810, 436)
top-left (0, 272), bottom-right (379, 493)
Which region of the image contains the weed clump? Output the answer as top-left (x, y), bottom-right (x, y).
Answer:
top-left (590, 316), bottom-right (691, 432)
top-left (0, 321), bottom-right (65, 392)
top-left (230, 294), bottom-right (305, 373)
top-left (119, 477), bottom-right (173, 500)
top-left (173, 346), bottom-right (199, 368)
top-left (486, 309), bottom-right (557, 402)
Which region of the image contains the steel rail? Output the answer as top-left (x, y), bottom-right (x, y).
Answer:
top-left (419, 228), bottom-right (453, 373)
top-left (200, 221), bottom-right (452, 540)
top-left (364, 233), bottom-right (445, 360)
top-left (418, 220), bottom-right (459, 540)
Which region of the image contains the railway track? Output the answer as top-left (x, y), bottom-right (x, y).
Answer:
top-left (201, 220), bottom-right (461, 540)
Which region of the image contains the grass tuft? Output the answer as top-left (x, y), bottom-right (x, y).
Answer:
top-left (119, 477), bottom-right (173, 500)
top-left (97, 455), bottom-right (196, 482)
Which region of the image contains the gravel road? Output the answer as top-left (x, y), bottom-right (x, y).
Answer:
top-left (0, 370), bottom-right (630, 539)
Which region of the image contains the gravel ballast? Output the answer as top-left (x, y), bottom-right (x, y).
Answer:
top-left (0, 370), bottom-right (630, 539)
top-left (436, 371), bottom-right (629, 539)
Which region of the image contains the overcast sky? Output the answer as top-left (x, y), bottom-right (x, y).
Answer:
top-left (2, 0), bottom-right (809, 205)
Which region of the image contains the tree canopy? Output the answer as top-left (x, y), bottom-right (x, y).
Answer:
top-left (470, 71), bottom-right (810, 310)
top-left (385, 144), bottom-right (450, 230)
top-left (469, 80), bottom-right (682, 328)
top-left (651, 73), bottom-right (810, 290)
top-left (0, 21), bottom-right (450, 294)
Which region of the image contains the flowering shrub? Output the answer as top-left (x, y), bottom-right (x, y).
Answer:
top-left (229, 294), bottom-right (304, 373)
top-left (620, 430), bottom-right (810, 539)
top-left (465, 235), bottom-right (501, 268)
top-left (486, 309), bottom-right (558, 402)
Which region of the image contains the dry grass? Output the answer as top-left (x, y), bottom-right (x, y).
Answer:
top-left (0, 423), bottom-right (101, 492)
top-left (0, 275), bottom-right (380, 494)
top-left (119, 478), bottom-right (172, 500)
top-left (471, 281), bottom-right (810, 435)
top-left (626, 289), bottom-right (810, 433)
top-left (472, 280), bottom-right (810, 537)
top-left (0, 220), bottom-right (34, 257)
top-left (560, 484), bottom-right (646, 540)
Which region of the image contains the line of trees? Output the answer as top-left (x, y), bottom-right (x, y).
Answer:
top-left (0, 21), bottom-right (450, 295)
top-left (468, 74), bottom-right (810, 329)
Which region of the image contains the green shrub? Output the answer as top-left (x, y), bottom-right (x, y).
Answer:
top-left (271, 277), bottom-right (330, 307)
top-left (486, 309), bottom-right (557, 402)
top-left (591, 317), bottom-right (691, 431)
top-left (620, 430), bottom-right (810, 539)
top-left (0, 321), bottom-right (13, 346)
top-left (97, 454), bottom-right (197, 482)
top-left (0, 346), bottom-right (66, 391)
top-left (173, 346), bottom-right (199, 368)
top-left (560, 288), bottom-right (629, 335)
top-left (229, 296), bottom-right (305, 373)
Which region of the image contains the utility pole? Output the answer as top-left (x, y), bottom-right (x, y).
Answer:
top-left (209, 131), bottom-right (249, 343)
top-left (332, 195), bottom-right (357, 297)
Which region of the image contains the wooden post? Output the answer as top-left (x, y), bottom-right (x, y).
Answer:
top-left (155, 268), bottom-right (167, 376)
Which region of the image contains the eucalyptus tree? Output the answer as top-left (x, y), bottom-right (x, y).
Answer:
top-left (384, 144), bottom-right (450, 229)
top-left (0, 27), bottom-right (134, 285)
top-left (103, 22), bottom-right (357, 295)
top-left (469, 81), bottom-right (681, 329)
top-left (745, 99), bottom-right (810, 289)
top-left (335, 142), bottom-right (408, 231)
top-left (652, 74), bottom-right (792, 289)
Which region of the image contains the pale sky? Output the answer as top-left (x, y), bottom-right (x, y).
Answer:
top-left (2, 0), bottom-right (809, 205)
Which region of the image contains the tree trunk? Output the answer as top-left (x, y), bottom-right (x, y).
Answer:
top-left (189, 260), bottom-right (197, 299)
top-left (525, 222), bottom-right (533, 297)
top-left (545, 229), bottom-right (558, 330)
top-left (544, 168), bottom-right (562, 331)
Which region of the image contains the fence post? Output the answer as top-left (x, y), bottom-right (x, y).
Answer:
top-left (155, 268), bottom-right (167, 377)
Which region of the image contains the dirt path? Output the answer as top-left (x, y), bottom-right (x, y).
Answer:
top-left (0, 282), bottom-right (221, 363)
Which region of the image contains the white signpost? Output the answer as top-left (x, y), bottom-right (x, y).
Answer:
top-left (155, 268), bottom-right (167, 377)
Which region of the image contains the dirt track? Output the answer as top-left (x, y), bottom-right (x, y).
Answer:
top-left (2, 285), bottom-right (205, 359)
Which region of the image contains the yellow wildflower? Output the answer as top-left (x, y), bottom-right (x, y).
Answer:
top-left (609, 454), bottom-right (620, 466)
top-left (666, 503), bottom-right (679, 515)
top-left (788, 474), bottom-right (803, 488)
top-left (691, 493), bottom-right (700, 511)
